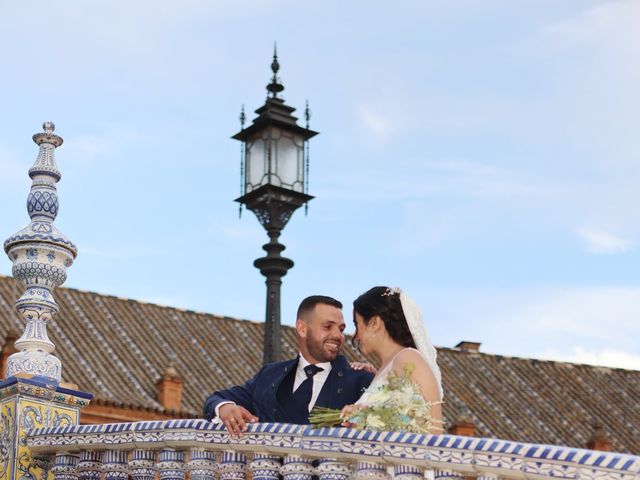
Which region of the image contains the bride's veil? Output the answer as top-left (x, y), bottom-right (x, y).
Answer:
top-left (399, 290), bottom-right (444, 400)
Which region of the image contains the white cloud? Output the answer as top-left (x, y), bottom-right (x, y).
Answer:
top-left (516, 286), bottom-right (640, 343)
top-left (80, 243), bottom-right (166, 259)
top-left (578, 229), bottom-right (634, 255)
top-left (546, 0), bottom-right (640, 55)
top-left (358, 106), bottom-right (393, 138)
top-left (2, 1), bottom-right (236, 54)
top-left (321, 155), bottom-right (543, 205)
top-left (541, 0), bottom-right (640, 152)
top-left (80, 246), bottom-right (126, 260)
top-left (63, 134), bottom-right (115, 164)
top-left (207, 221), bottom-right (263, 242)
top-left (541, 347), bottom-right (640, 371)
top-left (61, 126), bottom-right (155, 168)
top-left (390, 202), bottom-right (452, 255)
top-left (430, 285), bottom-right (640, 363)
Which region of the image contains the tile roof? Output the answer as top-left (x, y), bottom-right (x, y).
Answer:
top-left (0, 275), bottom-right (638, 454)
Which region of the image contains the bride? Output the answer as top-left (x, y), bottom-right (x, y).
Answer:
top-left (343, 286), bottom-right (443, 432)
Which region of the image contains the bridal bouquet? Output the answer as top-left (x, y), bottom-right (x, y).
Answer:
top-left (309, 364), bottom-right (442, 434)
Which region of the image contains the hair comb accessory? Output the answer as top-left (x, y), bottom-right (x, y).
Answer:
top-left (382, 287), bottom-right (402, 297)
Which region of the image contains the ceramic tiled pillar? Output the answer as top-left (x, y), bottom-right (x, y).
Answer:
top-left (0, 123), bottom-right (91, 480)
top-left (0, 377), bottom-right (91, 480)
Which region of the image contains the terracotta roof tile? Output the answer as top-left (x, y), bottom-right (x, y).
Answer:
top-left (0, 275), bottom-right (638, 454)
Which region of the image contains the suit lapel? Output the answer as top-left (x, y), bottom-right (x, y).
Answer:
top-left (274, 358), bottom-right (299, 420)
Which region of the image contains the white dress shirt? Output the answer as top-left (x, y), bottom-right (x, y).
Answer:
top-left (295, 353), bottom-right (332, 412)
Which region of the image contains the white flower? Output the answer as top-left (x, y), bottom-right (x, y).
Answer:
top-left (365, 414), bottom-right (385, 430)
top-left (365, 390), bottom-right (388, 404)
top-left (395, 387), bottom-right (415, 404)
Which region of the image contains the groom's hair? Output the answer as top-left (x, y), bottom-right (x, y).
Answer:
top-left (297, 295), bottom-right (343, 322)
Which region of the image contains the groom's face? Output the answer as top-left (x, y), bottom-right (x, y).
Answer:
top-left (297, 304), bottom-right (346, 364)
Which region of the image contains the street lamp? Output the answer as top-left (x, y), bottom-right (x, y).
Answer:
top-left (233, 49), bottom-right (318, 364)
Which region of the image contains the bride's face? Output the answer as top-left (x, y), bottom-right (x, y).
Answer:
top-left (353, 312), bottom-right (374, 355)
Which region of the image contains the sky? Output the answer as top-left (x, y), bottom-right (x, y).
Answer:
top-left (0, 0), bottom-right (638, 370)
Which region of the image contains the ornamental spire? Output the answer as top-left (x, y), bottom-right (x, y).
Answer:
top-left (266, 43), bottom-right (284, 98)
top-left (3, 122), bottom-right (77, 383)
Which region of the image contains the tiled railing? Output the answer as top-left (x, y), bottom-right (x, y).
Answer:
top-left (27, 419), bottom-right (640, 480)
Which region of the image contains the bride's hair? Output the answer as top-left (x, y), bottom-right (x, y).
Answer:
top-left (353, 286), bottom-right (416, 349)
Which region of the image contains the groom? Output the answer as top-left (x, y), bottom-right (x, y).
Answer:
top-left (203, 295), bottom-right (373, 435)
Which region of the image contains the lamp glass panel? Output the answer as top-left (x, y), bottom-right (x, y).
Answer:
top-left (246, 137), bottom-right (267, 193)
top-left (275, 131), bottom-right (304, 192)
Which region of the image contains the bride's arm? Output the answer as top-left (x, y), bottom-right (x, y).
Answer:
top-left (393, 349), bottom-right (443, 433)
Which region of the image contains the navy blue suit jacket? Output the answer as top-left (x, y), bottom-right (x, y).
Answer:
top-left (203, 355), bottom-right (373, 423)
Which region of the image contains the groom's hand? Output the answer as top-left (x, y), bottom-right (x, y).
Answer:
top-left (218, 404), bottom-right (258, 437)
top-left (350, 362), bottom-right (377, 374)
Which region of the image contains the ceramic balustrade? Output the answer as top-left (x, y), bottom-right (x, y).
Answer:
top-left (129, 449), bottom-right (157, 480)
top-left (25, 420), bottom-right (640, 480)
top-left (250, 454), bottom-right (280, 480)
top-left (157, 448), bottom-right (186, 480)
top-left (102, 450), bottom-right (129, 480)
top-left (189, 448), bottom-right (218, 480)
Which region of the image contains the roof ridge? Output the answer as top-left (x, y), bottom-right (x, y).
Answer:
top-left (2, 274), bottom-right (635, 372)
top-left (0, 273), bottom-right (266, 327)
top-left (91, 396), bottom-right (199, 417)
top-left (438, 345), bottom-right (640, 372)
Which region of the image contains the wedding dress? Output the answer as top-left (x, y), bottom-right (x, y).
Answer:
top-left (357, 289), bottom-right (444, 404)
top-left (356, 347), bottom-right (442, 406)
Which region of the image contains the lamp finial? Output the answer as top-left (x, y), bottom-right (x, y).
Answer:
top-left (266, 43), bottom-right (284, 98)
top-left (305, 100), bottom-right (311, 129)
top-left (271, 42), bottom-right (279, 75)
top-left (239, 104), bottom-right (246, 129)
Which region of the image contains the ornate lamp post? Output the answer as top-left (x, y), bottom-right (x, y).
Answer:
top-left (234, 50), bottom-right (318, 364)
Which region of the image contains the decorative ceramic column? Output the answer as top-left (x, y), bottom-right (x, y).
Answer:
top-left (102, 451), bottom-right (129, 480)
top-left (433, 470), bottom-right (465, 480)
top-left (51, 453), bottom-right (80, 480)
top-left (218, 452), bottom-right (246, 480)
top-left (4, 121), bottom-right (77, 382)
top-left (393, 465), bottom-right (423, 480)
top-left (0, 123), bottom-right (92, 480)
top-left (280, 455), bottom-right (314, 480)
top-left (317, 459), bottom-right (350, 480)
top-left (249, 454), bottom-right (280, 480)
top-left (78, 451), bottom-right (102, 480)
top-left (129, 450), bottom-right (157, 480)
top-left (157, 449), bottom-right (185, 480)
top-left (354, 462), bottom-right (389, 480)
top-left (188, 449), bottom-right (217, 480)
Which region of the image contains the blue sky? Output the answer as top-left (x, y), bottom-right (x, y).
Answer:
top-left (1, 0), bottom-right (638, 369)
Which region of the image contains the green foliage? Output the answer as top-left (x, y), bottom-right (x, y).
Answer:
top-left (310, 363), bottom-right (442, 433)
